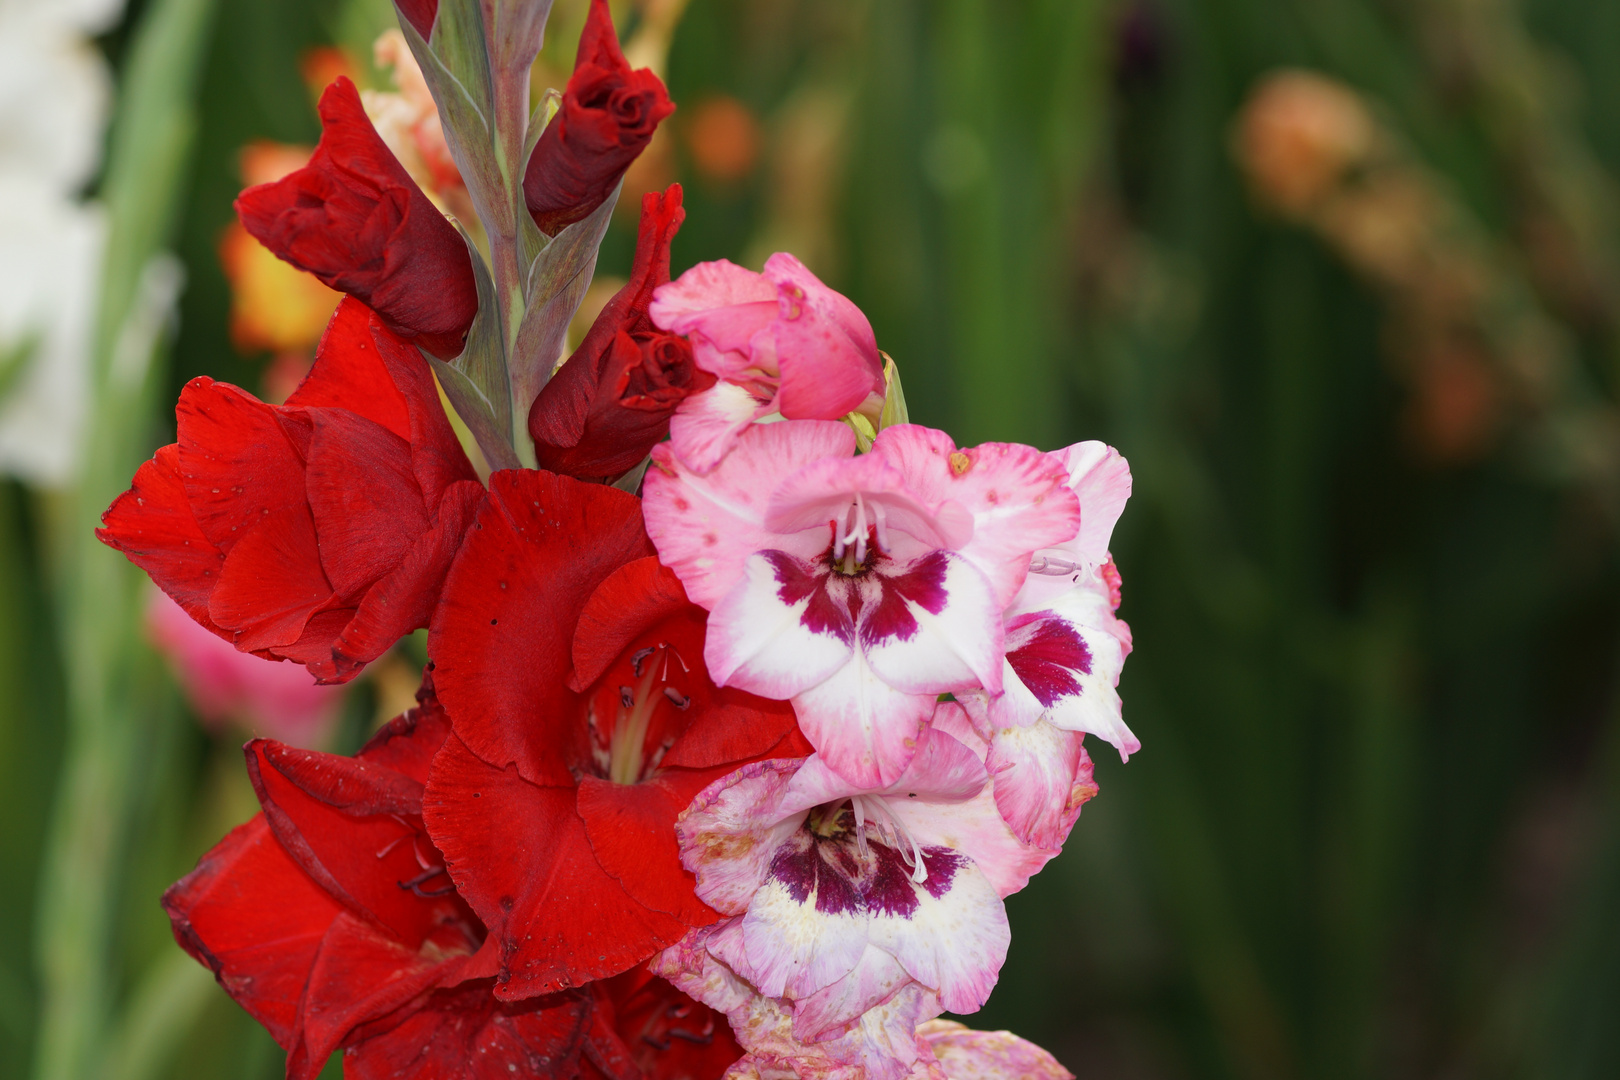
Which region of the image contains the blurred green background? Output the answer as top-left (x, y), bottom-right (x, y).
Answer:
top-left (5, 0), bottom-right (1620, 1077)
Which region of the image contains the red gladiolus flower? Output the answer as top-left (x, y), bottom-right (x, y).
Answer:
top-left (528, 184), bottom-right (715, 480)
top-left (98, 298), bottom-right (483, 683)
top-left (522, 0), bottom-right (675, 235)
top-left (422, 468), bottom-right (809, 1000)
top-left (236, 77), bottom-right (478, 359)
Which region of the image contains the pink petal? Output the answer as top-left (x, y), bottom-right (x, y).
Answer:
top-left (676, 759), bottom-right (809, 916)
top-left (873, 426), bottom-right (1080, 609)
top-left (916, 1019), bottom-right (1074, 1080)
top-left (792, 652), bottom-right (936, 788)
top-left (862, 852), bottom-right (1007, 1015)
top-left (790, 944), bottom-right (916, 1043)
top-left (1006, 585), bottom-right (1137, 760)
top-left (704, 552), bottom-right (855, 700)
top-left (764, 452), bottom-right (962, 557)
top-left (1018, 441), bottom-right (1132, 611)
top-left (984, 721), bottom-right (1095, 852)
top-left (740, 873), bottom-right (870, 1000)
top-left (650, 259), bottom-right (776, 338)
top-left (667, 381), bottom-right (775, 473)
top-left (762, 253), bottom-right (884, 421)
top-left (643, 420), bottom-right (855, 609)
top-left (861, 552), bottom-right (1004, 698)
top-left (778, 728), bottom-right (987, 818)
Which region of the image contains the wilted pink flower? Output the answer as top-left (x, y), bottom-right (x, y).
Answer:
top-left (649, 254), bottom-right (885, 472)
top-left (643, 420), bottom-right (1080, 787)
top-left (147, 589), bottom-right (344, 748)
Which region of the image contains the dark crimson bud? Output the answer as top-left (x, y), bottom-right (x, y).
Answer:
top-left (529, 184), bottom-right (713, 479)
top-left (522, 0), bottom-right (675, 236)
top-left (395, 0), bottom-right (438, 39)
top-left (235, 77), bottom-right (477, 359)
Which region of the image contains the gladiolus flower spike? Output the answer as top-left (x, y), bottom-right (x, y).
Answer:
top-left (107, 2), bottom-right (1124, 1076)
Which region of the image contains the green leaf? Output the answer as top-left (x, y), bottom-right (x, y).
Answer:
top-left (508, 184), bottom-right (620, 428)
top-left (431, 230), bottom-right (521, 471)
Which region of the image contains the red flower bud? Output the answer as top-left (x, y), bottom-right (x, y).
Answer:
top-left (522, 0), bottom-right (675, 235)
top-left (528, 184), bottom-right (714, 479)
top-left (395, 0), bottom-right (437, 39)
top-left (236, 77), bottom-right (477, 360)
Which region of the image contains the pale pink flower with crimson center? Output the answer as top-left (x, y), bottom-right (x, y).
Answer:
top-left (653, 702), bottom-right (1088, 1080)
top-left (642, 419), bottom-right (1080, 787)
top-left (648, 253), bottom-right (886, 472)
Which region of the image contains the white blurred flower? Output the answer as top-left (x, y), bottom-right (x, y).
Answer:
top-left (0, 0), bottom-right (123, 486)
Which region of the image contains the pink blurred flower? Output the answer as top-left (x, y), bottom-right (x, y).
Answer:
top-left (146, 589), bottom-right (344, 748)
top-left (649, 254), bottom-right (885, 471)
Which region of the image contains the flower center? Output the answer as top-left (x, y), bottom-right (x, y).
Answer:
top-left (590, 641), bottom-right (692, 785)
top-left (830, 493), bottom-right (889, 576)
top-left (806, 794), bottom-right (930, 884)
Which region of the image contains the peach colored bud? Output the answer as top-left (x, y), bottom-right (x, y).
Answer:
top-left (1235, 70), bottom-right (1373, 215)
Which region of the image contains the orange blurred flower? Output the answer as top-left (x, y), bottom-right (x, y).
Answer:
top-left (1234, 70), bottom-right (1374, 216)
top-left (219, 142), bottom-right (342, 356)
top-left (684, 95), bottom-right (761, 184)
top-left (299, 46), bottom-right (360, 98)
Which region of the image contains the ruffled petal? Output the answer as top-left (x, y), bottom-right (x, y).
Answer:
top-left (644, 420), bottom-right (855, 608)
top-left (872, 426), bottom-right (1081, 609)
top-left (762, 253), bottom-right (883, 421)
top-left (703, 552), bottom-right (854, 701)
top-left (666, 381), bottom-right (775, 473)
top-left (791, 650), bottom-right (936, 788)
top-left (916, 1019), bottom-right (1073, 1080)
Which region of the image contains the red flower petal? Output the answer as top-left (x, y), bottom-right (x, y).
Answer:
top-left (314, 481), bottom-right (484, 683)
top-left (302, 407), bottom-right (427, 599)
top-left (96, 444), bottom-right (225, 632)
top-left (207, 501), bottom-right (333, 651)
top-left (570, 556), bottom-right (692, 690)
top-left (285, 298), bottom-right (411, 442)
top-left (162, 815), bottom-right (344, 1048)
top-left (343, 982), bottom-right (595, 1080)
top-left (576, 774), bottom-right (720, 927)
top-left (423, 733), bottom-right (690, 998)
top-left (174, 378), bottom-right (307, 555)
top-left (430, 470), bottom-right (653, 785)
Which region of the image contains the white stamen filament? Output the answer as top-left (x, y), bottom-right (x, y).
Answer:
top-left (834, 493), bottom-right (872, 571)
top-left (1029, 554), bottom-right (1080, 576)
top-left (848, 794), bottom-right (928, 884)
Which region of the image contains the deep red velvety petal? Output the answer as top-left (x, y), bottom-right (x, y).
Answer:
top-left (175, 377), bottom-right (307, 555)
top-left (162, 815), bottom-right (344, 1049)
top-left (208, 502), bottom-right (334, 651)
top-left (343, 982), bottom-right (595, 1080)
top-left (235, 78), bottom-right (476, 357)
top-left (301, 406), bottom-right (427, 600)
top-left (570, 556), bottom-right (691, 690)
top-left (287, 911), bottom-right (458, 1080)
top-left (576, 774), bottom-right (719, 926)
top-left (261, 607), bottom-right (354, 667)
top-left (311, 479), bottom-right (483, 684)
top-left (423, 733), bottom-right (690, 998)
top-left (97, 444), bottom-right (226, 632)
top-left (429, 470), bottom-right (652, 785)
top-left (285, 298), bottom-right (412, 442)
top-left (355, 673), bottom-right (453, 785)
top-left (245, 739), bottom-right (466, 948)
top-left (394, 0), bottom-right (438, 40)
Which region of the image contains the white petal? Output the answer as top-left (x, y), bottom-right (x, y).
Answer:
top-left (793, 651), bottom-right (936, 788)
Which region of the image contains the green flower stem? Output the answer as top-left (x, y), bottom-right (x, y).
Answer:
top-left (30, 0), bottom-right (219, 1077)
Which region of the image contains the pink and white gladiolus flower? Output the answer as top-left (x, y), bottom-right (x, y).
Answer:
top-left (643, 419), bottom-right (1080, 787)
top-left (648, 253), bottom-right (886, 472)
top-left (957, 441), bottom-right (1137, 847)
top-left (654, 703), bottom-right (1088, 1080)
